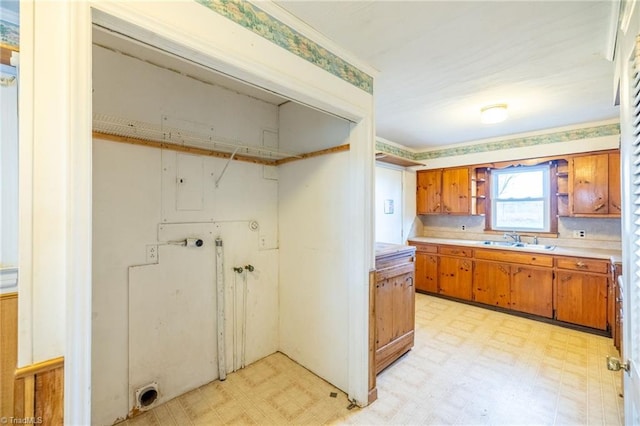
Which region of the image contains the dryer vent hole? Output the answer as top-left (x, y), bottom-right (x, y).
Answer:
top-left (139, 388), bottom-right (158, 407)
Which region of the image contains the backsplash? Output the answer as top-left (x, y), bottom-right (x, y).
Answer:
top-left (415, 215), bottom-right (621, 250)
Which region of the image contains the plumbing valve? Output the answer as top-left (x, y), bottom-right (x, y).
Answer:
top-left (244, 264), bottom-right (255, 272)
top-left (232, 267), bottom-right (243, 273)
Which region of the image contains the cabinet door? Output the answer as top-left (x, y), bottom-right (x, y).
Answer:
top-left (416, 170), bottom-right (442, 214)
top-left (441, 167), bottom-right (470, 214)
top-left (571, 154), bottom-right (609, 215)
top-left (375, 277), bottom-right (394, 349)
top-left (473, 261), bottom-right (510, 308)
top-left (415, 252), bottom-right (438, 293)
top-left (439, 256), bottom-right (473, 300)
top-left (393, 271), bottom-right (415, 339)
top-left (556, 272), bottom-right (608, 330)
top-left (511, 266), bottom-right (553, 318)
top-left (608, 152), bottom-right (621, 215)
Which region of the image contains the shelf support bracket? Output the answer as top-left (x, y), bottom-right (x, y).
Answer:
top-left (215, 147), bottom-right (240, 188)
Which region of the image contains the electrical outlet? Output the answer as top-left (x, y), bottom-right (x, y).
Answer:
top-left (573, 230), bottom-right (587, 238)
top-left (146, 245), bottom-right (159, 263)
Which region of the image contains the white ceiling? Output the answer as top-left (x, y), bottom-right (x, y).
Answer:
top-left (274, 0), bottom-right (621, 149)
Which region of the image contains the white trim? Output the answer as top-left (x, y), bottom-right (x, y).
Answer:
top-left (0, 268), bottom-right (18, 294)
top-left (621, 0), bottom-right (637, 35)
top-left (65, 2), bottom-right (93, 424)
top-left (90, 2), bottom-right (369, 124)
top-left (606, 0), bottom-right (621, 61)
top-left (17, 0), bottom-right (34, 369)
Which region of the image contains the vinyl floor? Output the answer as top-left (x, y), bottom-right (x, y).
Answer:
top-left (119, 293), bottom-right (624, 425)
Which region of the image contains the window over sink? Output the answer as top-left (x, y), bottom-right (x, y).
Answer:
top-left (490, 163), bottom-right (551, 232)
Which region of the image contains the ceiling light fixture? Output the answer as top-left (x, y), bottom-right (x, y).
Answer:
top-left (480, 104), bottom-right (508, 124)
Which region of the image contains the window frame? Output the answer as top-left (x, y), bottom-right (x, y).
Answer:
top-left (489, 164), bottom-right (551, 232)
top-left (484, 160), bottom-right (559, 235)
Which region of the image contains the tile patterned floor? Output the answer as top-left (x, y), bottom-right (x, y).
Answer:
top-left (118, 294), bottom-right (624, 425)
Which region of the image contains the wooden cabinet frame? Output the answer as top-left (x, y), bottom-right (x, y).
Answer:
top-left (417, 168), bottom-right (470, 215)
top-left (410, 242), bottom-right (613, 335)
top-left (418, 150), bottom-right (621, 228)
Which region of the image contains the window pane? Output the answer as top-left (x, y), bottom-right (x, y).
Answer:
top-left (496, 170), bottom-right (544, 199)
top-left (494, 200), bottom-right (545, 230)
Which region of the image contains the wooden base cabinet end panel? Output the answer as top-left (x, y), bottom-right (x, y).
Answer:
top-left (375, 331), bottom-right (414, 374)
top-left (374, 247), bottom-right (416, 376)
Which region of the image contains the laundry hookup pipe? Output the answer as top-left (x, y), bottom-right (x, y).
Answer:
top-left (215, 238), bottom-right (226, 381)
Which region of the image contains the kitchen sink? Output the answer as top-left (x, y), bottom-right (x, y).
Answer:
top-left (478, 241), bottom-right (555, 250)
top-left (478, 241), bottom-right (516, 247)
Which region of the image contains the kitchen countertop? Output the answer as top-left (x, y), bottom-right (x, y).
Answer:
top-left (375, 242), bottom-right (416, 259)
top-left (408, 237), bottom-right (622, 264)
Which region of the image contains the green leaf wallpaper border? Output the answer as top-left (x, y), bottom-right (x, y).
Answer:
top-left (195, 0), bottom-right (373, 94)
top-left (377, 123), bottom-right (620, 163)
top-left (0, 18), bottom-right (19, 50)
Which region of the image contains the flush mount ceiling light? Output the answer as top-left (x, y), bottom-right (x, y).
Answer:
top-left (480, 104), bottom-right (508, 124)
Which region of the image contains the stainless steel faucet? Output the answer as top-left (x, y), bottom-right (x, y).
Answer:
top-left (504, 232), bottom-right (521, 243)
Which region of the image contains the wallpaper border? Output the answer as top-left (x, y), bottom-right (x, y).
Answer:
top-left (195, 0), bottom-right (374, 94)
top-left (377, 123), bottom-right (621, 162)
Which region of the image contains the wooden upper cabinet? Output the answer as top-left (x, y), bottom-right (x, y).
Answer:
top-left (417, 168), bottom-right (470, 215)
top-left (570, 152), bottom-right (620, 217)
top-left (417, 170), bottom-right (442, 214)
top-left (442, 167), bottom-right (470, 214)
top-left (609, 152), bottom-right (621, 215)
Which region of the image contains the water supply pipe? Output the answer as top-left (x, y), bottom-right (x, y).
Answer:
top-left (215, 237), bottom-right (226, 380)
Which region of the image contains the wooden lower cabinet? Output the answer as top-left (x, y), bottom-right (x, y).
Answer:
top-left (473, 261), bottom-right (510, 308)
top-left (556, 271), bottom-right (608, 330)
top-left (411, 241), bottom-right (613, 334)
top-left (415, 252), bottom-right (438, 293)
top-left (374, 244), bottom-right (416, 374)
top-left (510, 266), bottom-right (553, 317)
top-left (473, 261), bottom-right (553, 317)
top-left (439, 256), bottom-right (473, 300)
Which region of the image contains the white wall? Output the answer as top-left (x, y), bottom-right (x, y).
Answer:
top-left (0, 77), bottom-right (19, 294)
top-left (374, 164), bottom-right (418, 244)
top-left (92, 46), bottom-right (280, 425)
top-left (278, 102), bottom-right (352, 391)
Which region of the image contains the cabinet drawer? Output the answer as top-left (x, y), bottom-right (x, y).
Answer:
top-left (376, 262), bottom-right (415, 282)
top-left (475, 249), bottom-right (553, 267)
top-left (555, 257), bottom-right (609, 274)
top-left (438, 246), bottom-right (473, 257)
top-left (411, 243), bottom-right (437, 254)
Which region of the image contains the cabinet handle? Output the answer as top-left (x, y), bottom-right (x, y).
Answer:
top-left (406, 277), bottom-right (414, 287)
top-left (593, 203), bottom-right (605, 211)
top-left (576, 261), bottom-right (587, 269)
top-left (611, 203), bottom-right (621, 211)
